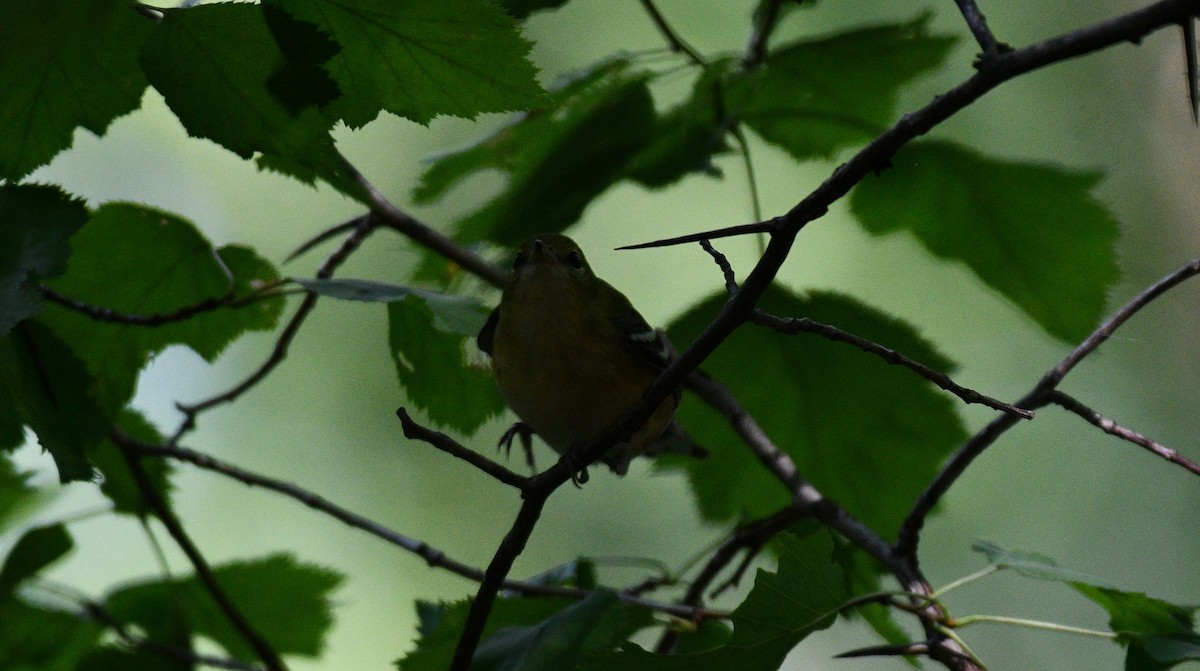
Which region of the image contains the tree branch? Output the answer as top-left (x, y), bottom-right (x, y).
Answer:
top-left (346, 155), bottom-right (507, 289)
top-left (396, 408), bottom-right (528, 489)
top-left (1049, 390), bottom-right (1200, 476)
top-left (112, 429), bottom-right (287, 671)
top-left (637, 0), bottom-right (707, 66)
top-left (131, 438), bottom-right (721, 620)
top-left (82, 600), bottom-right (262, 671)
top-left (897, 257), bottom-right (1200, 562)
top-left (952, 0), bottom-right (1006, 56)
top-left (450, 494), bottom-right (548, 671)
top-left (750, 310), bottom-right (1032, 419)
top-left (172, 215), bottom-right (379, 440)
top-left (743, 0), bottom-right (788, 68)
top-left (655, 505), bottom-right (807, 653)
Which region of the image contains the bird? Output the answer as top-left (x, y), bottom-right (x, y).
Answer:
top-left (476, 233), bottom-right (706, 480)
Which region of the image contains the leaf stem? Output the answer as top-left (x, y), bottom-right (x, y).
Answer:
top-left (932, 565), bottom-right (1000, 599)
top-left (952, 614), bottom-right (1116, 640)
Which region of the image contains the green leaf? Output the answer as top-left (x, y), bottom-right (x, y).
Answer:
top-left (0, 599), bottom-right (101, 670)
top-left (1073, 585), bottom-right (1200, 671)
top-left (0, 185), bottom-right (90, 335)
top-left (106, 554), bottom-right (343, 660)
top-left (727, 14), bottom-right (955, 159)
top-left (87, 410), bottom-right (173, 517)
top-left (671, 619), bottom-right (732, 654)
top-left (297, 278), bottom-right (491, 335)
top-left (850, 140), bottom-right (1119, 342)
top-left (0, 459), bottom-right (37, 532)
top-left (140, 3), bottom-right (361, 199)
top-left (39, 203), bottom-right (284, 412)
top-left (971, 544), bottom-right (1200, 671)
top-left (588, 530), bottom-right (845, 670)
top-left (473, 590), bottom-right (653, 670)
top-left (388, 296), bottom-right (504, 433)
top-left (398, 597), bottom-right (577, 671)
top-left (664, 287), bottom-right (966, 537)
top-left (0, 524), bottom-right (73, 600)
top-left (276, 0), bottom-right (544, 127)
top-left (972, 540), bottom-right (1109, 585)
top-left (0, 322), bottom-right (107, 482)
top-left (624, 64), bottom-right (733, 189)
top-left (1132, 634), bottom-right (1200, 667)
top-left (0, 0), bottom-right (151, 180)
top-left (413, 59), bottom-right (656, 246)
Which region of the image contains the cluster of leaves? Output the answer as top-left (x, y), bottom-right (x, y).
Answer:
top-left (0, 0), bottom-right (1194, 670)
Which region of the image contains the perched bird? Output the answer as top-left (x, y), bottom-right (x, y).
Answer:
top-left (477, 233), bottom-right (705, 478)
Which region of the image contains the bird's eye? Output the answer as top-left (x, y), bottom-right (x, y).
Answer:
top-left (512, 251), bottom-right (526, 270)
top-left (566, 251), bottom-right (584, 269)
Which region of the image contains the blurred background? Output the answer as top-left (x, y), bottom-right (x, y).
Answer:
top-left (11, 0), bottom-right (1200, 669)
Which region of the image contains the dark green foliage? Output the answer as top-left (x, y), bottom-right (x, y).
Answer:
top-left (851, 141), bottom-right (1119, 342)
top-left (0, 2), bottom-right (1176, 670)
top-left (666, 286), bottom-right (967, 538)
top-left (586, 531), bottom-right (846, 670)
top-left (0, 185), bottom-right (89, 335)
top-left (105, 554), bottom-right (343, 661)
top-left (0, 0), bottom-right (151, 180)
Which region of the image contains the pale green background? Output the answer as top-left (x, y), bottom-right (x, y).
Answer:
top-left (10, 1), bottom-right (1200, 670)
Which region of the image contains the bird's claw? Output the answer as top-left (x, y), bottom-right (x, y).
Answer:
top-left (497, 422), bottom-right (536, 471)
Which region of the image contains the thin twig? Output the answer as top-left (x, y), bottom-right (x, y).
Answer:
top-left (131, 440), bottom-right (720, 618)
top-left (39, 285), bottom-right (237, 325)
top-left (1049, 390), bottom-right (1200, 476)
top-left (172, 216), bottom-right (380, 440)
top-left (743, 0), bottom-right (787, 68)
top-left (82, 600), bottom-right (262, 671)
top-left (396, 408), bottom-right (528, 488)
top-left (345, 167), bottom-right (508, 289)
top-left (617, 220), bottom-right (779, 250)
top-left (750, 310), bottom-right (1032, 419)
top-left (637, 0), bottom-right (707, 66)
top-left (953, 0), bottom-right (1006, 56)
top-left (112, 429), bottom-right (287, 671)
top-left (699, 240), bottom-right (738, 294)
top-left (897, 257), bottom-right (1200, 561)
top-left (284, 216), bottom-right (367, 264)
top-left (835, 641), bottom-right (931, 659)
top-left (655, 505), bottom-right (808, 653)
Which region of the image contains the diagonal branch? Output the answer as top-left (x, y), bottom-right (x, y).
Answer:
top-left (697, 238), bottom-right (1030, 419)
top-left (637, 0), bottom-right (707, 66)
top-left (655, 505), bottom-right (807, 653)
top-left (113, 429), bottom-right (287, 671)
top-left (396, 408), bottom-right (528, 488)
top-left (897, 257), bottom-right (1200, 561)
top-left (1049, 390), bottom-right (1200, 476)
top-left (750, 310), bottom-right (1032, 419)
top-left (131, 439), bottom-right (721, 620)
top-left (172, 215), bottom-right (380, 441)
top-left (81, 599), bottom-right (261, 671)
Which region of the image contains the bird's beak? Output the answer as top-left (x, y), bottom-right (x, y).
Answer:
top-left (530, 238), bottom-right (550, 263)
